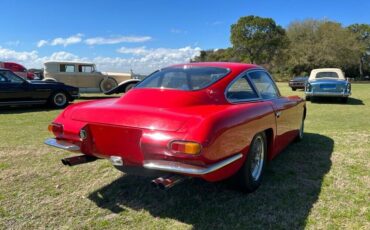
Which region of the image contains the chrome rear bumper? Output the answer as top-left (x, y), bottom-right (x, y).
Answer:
top-left (143, 153), bottom-right (243, 175)
top-left (305, 91), bottom-right (351, 97)
top-left (44, 138), bottom-right (80, 152)
top-left (45, 137), bottom-right (243, 175)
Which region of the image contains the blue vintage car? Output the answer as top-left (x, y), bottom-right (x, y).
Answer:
top-left (305, 68), bottom-right (351, 103)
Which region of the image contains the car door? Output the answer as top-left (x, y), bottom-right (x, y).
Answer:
top-left (0, 70), bottom-right (30, 103)
top-left (75, 64), bottom-right (102, 89)
top-left (55, 64), bottom-right (77, 86)
top-left (248, 70), bottom-right (301, 157)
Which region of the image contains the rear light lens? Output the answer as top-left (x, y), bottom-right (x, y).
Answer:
top-left (48, 123), bottom-right (64, 137)
top-left (346, 83), bottom-right (351, 93)
top-left (170, 141), bottom-right (202, 155)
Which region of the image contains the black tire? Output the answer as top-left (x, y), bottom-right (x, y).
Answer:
top-left (236, 132), bottom-right (267, 193)
top-left (295, 117), bottom-right (304, 142)
top-left (100, 78), bottom-right (118, 93)
top-left (341, 97), bottom-right (348, 103)
top-left (305, 96), bottom-right (311, 101)
top-left (292, 88), bottom-right (297, 91)
top-left (49, 91), bottom-right (69, 108)
top-left (125, 83), bottom-right (135, 93)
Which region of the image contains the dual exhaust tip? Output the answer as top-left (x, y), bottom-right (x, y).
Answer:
top-left (61, 155), bottom-right (186, 190)
top-left (61, 155), bottom-right (97, 166)
top-left (151, 175), bottom-right (186, 190)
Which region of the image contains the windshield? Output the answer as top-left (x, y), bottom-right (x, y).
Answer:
top-left (316, 72), bottom-right (339, 79)
top-left (135, 66), bottom-right (229, 91)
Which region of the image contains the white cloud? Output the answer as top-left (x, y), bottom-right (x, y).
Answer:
top-left (50, 33), bottom-right (84, 47)
top-left (0, 46), bottom-right (201, 74)
top-left (37, 40), bottom-right (48, 48)
top-left (36, 34), bottom-right (84, 47)
top-left (84, 35), bottom-right (152, 45)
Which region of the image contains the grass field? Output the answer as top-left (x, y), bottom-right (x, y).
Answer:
top-left (0, 83), bottom-right (369, 229)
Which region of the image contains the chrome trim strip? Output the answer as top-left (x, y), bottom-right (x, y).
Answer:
top-left (143, 153), bottom-right (243, 175)
top-left (44, 138), bottom-right (80, 152)
top-left (305, 92), bottom-right (351, 97)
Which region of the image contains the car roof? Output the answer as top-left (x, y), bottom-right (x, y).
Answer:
top-left (169, 62), bottom-right (260, 71)
top-left (44, 61), bottom-right (95, 65)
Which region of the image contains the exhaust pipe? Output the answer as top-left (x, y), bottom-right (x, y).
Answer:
top-left (61, 155), bottom-right (98, 166)
top-left (151, 175), bottom-right (186, 190)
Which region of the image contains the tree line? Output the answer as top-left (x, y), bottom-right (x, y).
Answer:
top-left (192, 16), bottom-right (370, 80)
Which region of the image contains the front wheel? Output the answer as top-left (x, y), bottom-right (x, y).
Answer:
top-left (49, 91), bottom-right (69, 108)
top-left (236, 132), bottom-right (267, 193)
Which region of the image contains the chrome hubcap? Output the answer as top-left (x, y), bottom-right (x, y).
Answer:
top-left (251, 136), bottom-right (264, 181)
top-left (54, 93), bottom-right (66, 106)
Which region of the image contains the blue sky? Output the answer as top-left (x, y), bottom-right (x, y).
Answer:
top-left (1, 0), bottom-right (369, 73)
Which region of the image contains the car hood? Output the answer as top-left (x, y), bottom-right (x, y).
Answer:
top-left (65, 89), bottom-right (220, 132)
top-left (309, 79), bottom-right (348, 85)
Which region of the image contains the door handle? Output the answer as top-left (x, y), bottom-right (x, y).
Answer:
top-left (275, 111), bottom-right (281, 118)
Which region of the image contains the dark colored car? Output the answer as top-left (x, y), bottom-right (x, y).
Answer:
top-left (289, 76), bottom-right (308, 91)
top-left (0, 68), bottom-right (79, 108)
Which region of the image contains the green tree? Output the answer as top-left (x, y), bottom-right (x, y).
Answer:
top-left (230, 15), bottom-right (288, 64)
top-left (348, 23), bottom-right (370, 79)
top-left (287, 19), bottom-right (362, 76)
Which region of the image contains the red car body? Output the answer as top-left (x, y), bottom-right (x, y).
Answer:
top-left (0, 62), bottom-right (35, 80)
top-left (45, 62), bottom-right (306, 191)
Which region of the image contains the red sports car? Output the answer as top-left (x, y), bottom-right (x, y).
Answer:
top-left (45, 62), bottom-right (306, 192)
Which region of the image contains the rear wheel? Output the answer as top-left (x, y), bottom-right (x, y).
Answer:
top-left (49, 91), bottom-right (68, 108)
top-left (236, 132), bottom-right (267, 193)
top-left (292, 87), bottom-right (297, 91)
top-left (295, 117), bottom-right (305, 142)
top-left (100, 78), bottom-right (118, 93)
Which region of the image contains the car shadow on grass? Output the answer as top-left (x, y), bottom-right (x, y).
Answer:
top-left (88, 133), bottom-right (333, 229)
top-left (310, 97), bottom-right (364, 105)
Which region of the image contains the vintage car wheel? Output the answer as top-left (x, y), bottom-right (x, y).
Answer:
top-left (305, 96), bottom-right (311, 101)
top-left (49, 91), bottom-right (68, 108)
top-left (100, 78), bottom-right (118, 93)
top-left (236, 132), bottom-right (267, 193)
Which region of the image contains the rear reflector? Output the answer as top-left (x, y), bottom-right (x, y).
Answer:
top-left (170, 141), bottom-right (202, 155)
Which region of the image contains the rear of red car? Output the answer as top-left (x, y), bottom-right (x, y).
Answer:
top-left (1, 62), bottom-right (36, 80)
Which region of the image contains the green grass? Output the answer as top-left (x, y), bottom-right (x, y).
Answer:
top-left (0, 84), bottom-right (369, 229)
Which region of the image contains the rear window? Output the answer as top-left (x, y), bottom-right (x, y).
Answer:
top-left (136, 66), bottom-right (229, 90)
top-left (316, 72), bottom-right (339, 78)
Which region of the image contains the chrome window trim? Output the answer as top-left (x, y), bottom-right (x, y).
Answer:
top-left (224, 68), bottom-right (266, 104)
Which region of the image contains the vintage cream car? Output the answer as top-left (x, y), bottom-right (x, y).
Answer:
top-left (305, 68), bottom-right (351, 103)
top-left (43, 61), bottom-right (140, 94)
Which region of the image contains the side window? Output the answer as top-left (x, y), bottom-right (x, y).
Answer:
top-left (0, 70), bottom-right (23, 83)
top-left (78, 65), bottom-right (94, 73)
top-left (226, 75), bottom-right (259, 102)
top-left (0, 73), bottom-right (7, 82)
top-left (249, 71), bottom-right (280, 99)
top-left (60, 64), bottom-right (75, 73)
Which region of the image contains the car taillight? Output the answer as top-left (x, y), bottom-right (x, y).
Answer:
top-left (170, 141), bottom-right (202, 155)
top-left (48, 123), bottom-right (64, 137)
top-left (305, 83), bottom-right (311, 92)
top-left (346, 83), bottom-right (351, 93)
